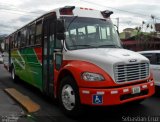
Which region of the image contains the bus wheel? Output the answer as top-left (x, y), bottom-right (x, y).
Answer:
top-left (11, 66), bottom-right (18, 82)
top-left (59, 76), bottom-right (82, 117)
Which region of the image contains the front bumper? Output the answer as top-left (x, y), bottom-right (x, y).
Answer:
top-left (79, 81), bottom-right (155, 106)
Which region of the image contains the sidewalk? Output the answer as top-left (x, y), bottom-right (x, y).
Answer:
top-left (0, 64), bottom-right (40, 122)
top-left (0, 89), bottom-right (24, 121)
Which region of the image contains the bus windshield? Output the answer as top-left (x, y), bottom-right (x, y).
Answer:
top-left (64, 17), bottom-right (122, 50)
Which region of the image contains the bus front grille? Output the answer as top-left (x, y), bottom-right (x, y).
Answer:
top-left (114, 63), bottom-right (149, 83)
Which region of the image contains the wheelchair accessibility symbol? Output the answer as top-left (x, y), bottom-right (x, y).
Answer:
top-left (93, 95), bottom-right (103, 104)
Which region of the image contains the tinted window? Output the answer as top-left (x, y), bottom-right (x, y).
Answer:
top-left (14, 33), bottom-right (18, 48)
top-left (35, 21), bottom-right (42, 45)
top-left (156, 53), bottom-right (160, 64)
top-left (26, 27), bottom-right (30, 46)
top-left (21, 28), bottom-right (27, 47)
top-left (29, 24), bottom-right (35, 45)
top-left (4, 38), bottom-right (9, 51)
top-left (141, 53), bottom-right (156, 64)
top-left (17, 32), bottom-right (21, 48)
top-left (10, 36), bottom-right (14, 49)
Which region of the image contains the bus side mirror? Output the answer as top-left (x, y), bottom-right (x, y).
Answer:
top-left (57, 19), bottom-right (65, 40)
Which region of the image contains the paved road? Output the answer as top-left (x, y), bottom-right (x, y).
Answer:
top-left (0, 64), bottom-right (160, 122)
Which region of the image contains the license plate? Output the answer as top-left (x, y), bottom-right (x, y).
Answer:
top-left (132, 86), bottom-right (141, 94)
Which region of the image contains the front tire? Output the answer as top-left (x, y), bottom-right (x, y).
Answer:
top-left (59, 76), bottom-right (83, 117)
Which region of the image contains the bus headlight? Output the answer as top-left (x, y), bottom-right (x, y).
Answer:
top-left (82, 72), bottom-right (105, 81)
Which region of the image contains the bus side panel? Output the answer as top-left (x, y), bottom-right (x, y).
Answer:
top-left (32, 47), bottom-right (42, 89)
top-left (11, 49), bottom-right (25, 77)
top-left (11, 47), bottom-right (43, 90)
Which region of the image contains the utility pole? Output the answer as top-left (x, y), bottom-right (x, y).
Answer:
top-left (116, 17), bottom-right (119, 32)
top-left (151, 15), bottom-right (156, 32)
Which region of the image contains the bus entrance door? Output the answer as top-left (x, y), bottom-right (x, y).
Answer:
top-left (42, 15), bottom-right (56, 96)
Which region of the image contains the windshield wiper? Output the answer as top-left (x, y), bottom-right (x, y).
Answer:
top-left (68, 44), bottom-right (121, 49)
top-left (68, 44), bottom-right (96, 49)
top-left (96, 44), bottom-right (121, 48)
top-left (69, 44), bottom-right (94, 47)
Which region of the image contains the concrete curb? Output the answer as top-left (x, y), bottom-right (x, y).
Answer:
top-left (5, 88), bottom-right (40, 113)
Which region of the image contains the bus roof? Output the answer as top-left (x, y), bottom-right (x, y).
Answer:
top-left (6, 6), bottom-right (113, 37)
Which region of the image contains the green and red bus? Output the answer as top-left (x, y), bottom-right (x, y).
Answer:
top-left (3, 6), bottom-right (155, 116)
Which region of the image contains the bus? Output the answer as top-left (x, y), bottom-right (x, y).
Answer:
top-left (3, 6), bottom-right (155, 116)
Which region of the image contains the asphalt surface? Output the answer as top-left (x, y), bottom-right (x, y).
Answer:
top-left (0, 64), bottom-right (160, 122)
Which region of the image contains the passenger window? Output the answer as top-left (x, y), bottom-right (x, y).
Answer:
top-left (156, 53), bottom-right (160, 64)
top-left (142, 53), bottom-right (156, 64)
top-left (50, 21), bottom-right (55, 49)
top-left (4, 38), bottom-right (9, 51)
top-left (21, 29), bottom-right (27, 47)
top-left (78, 27), bottom-right (86, 35)
top-left (29, 24), bottom-right (35, 45)
top-left (70, 29), bottom-right (77, 35)
top-left (87, 26), bottom-right (97, 41)
top-left (14, 33), bottom-right (18, 48)
top-left (21, 28), bottom-right (27, 47)
top-left (10, 36), bottom-right (14, 49)
top-left (99, 26), bottom-right (111, 41)
top-left (100, 27), bottom-right (107, 39)
top-left (35, 21), bottom-right (42, 45)
top-left (87, 26), bottom-right (96, 34)
top-left (78, 27), bottom-right (86, 40)
top-left (70, 29), bottom-right (77, 41)
top-left (17, 32), bottom-right (21, 48)
top-left (106, 27), bottom-right (111, 36)
top-left (26, 27), bottom-right (30, 46)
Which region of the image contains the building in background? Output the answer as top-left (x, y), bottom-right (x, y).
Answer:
top-left (120, 27), bottom-right (160, 51)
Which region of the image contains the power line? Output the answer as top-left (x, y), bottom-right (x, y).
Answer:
top-left (0, 2), bottom-right (22, 9)
top-left (0, 9), bottom-right (38, 17)
top-left (80, 0), bottom-right (160, 20)
top-left (0, 4), bottom-right (44, 17)
top-left (0, 2), bottom-right (44, 14)
top-left (0, 6), bottom-right (42, 15)
top-left (0, 3), bottom-right (47, 16)
top-left (1, 1), bottom-right (160, 20)
top-left (0, 2), bottom-right (18, 6)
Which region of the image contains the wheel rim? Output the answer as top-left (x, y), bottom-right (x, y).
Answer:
top-left (12, 68), bottom-right (15, 80)
top-left (61, 84), bottom-right (75, 111)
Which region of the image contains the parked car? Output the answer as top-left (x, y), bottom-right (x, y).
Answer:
top-left (2, 52), bottom-right (9, 70)
top-left (138, 50), bottom-right (160, 86)
top-left (0, 54), bottom-right (3, 63)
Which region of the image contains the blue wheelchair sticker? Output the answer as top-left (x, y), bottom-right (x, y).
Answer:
top-left (93, 95), bottom-right (103, 104)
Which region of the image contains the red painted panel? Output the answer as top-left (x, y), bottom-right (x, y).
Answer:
top-left (34, 47), bottom-right (42, 63)
top-left (56, 60), bottom-right (153, 88)
top-left (79, 81), bottom-right (155, 106)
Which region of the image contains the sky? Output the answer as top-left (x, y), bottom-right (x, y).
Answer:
top-left (0, 0), bottom-right (160, 35)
